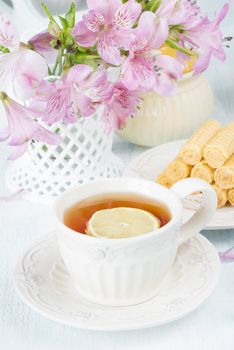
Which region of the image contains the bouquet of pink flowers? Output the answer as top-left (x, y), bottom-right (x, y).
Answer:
top-left (0, 0), bottom-right (230, 159)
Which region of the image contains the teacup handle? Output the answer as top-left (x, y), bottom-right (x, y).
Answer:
top-left (171, 178), bottom-right (217, 245)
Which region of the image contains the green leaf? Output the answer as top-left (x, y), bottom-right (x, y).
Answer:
top-left (65, 1), bottom-right (76, 28)
top-left (75, 45), bottom-right (87, 52)
top-left (145, 0), bottom-right (161, 12)
top-left (41, 3), bottom-right (54, 21)
top-left (60, 31), bottom-right (67, 45)
top-left (65, 35), bottom-right (74, 47)
top-left (70, 51), bottom-right (100, 68)
top-left (59, 16), bottom-right (68, 30)
top-left (166, 38), bottom-right (192, 56)
top-left (0, 45), bottom-right (10, 53)
top-left (170, 24), bottom-right (184, 32)
top-left (42, 3), bottom-right (61, 38)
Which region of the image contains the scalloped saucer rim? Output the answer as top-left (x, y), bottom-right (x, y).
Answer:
top-left (14, 232), bottom-right (220, 331)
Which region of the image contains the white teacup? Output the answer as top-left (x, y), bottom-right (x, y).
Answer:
top-left (55, 177), bottom-right (217, 306)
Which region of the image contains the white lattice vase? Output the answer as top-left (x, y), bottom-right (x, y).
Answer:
top-left (6, 114), bottom-right (122, 202)
top-left (118, 74), bottom-right (214, 147)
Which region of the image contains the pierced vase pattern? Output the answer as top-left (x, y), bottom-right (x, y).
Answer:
top-left (6, 114), bottom-right (122, 202)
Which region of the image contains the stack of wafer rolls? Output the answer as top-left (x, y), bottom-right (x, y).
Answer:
top-left (156, 119), bottom-right (234, 208)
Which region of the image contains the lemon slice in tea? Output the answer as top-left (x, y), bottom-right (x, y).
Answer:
top-left (86, 207), bottom-right (161, 239)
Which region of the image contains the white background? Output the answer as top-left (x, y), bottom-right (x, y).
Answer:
top-left (0, 1), bottom-right (234, 350)
top-left (0, 1), bottom-right (233, 33)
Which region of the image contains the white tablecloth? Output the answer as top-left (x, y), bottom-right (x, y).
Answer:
top-left (1, 21), bottom-right (234, 350)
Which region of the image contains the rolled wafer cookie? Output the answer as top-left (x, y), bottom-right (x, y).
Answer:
top-left (165, 158), bottom-right (191, 182)
top-left (179, 120), bottom-right (221, 165)
top-left (212, 184), bottom-right (228, 208)
top-left (156, 172), bottom-right (174, 188)
top-left (214, 154), bottom-right (234, 189)
top-left (203, 122), bottom-right (234, 168)
top-left (191, 160), bottom-right (214, 184)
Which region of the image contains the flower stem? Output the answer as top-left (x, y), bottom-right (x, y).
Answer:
top-left (58, 49), bottom-right (64, 75)
top-left (52, 57), bottom-right (59, 75)
top-left (166, 38), bottom-right (193, 56)
top-left (79, 53), bottom-right (100, 59)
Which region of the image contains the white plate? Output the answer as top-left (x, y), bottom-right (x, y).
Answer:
top-left (14, 232), bottom-right (220, 331)
top-left (124, 140), bottom-right (234, 230)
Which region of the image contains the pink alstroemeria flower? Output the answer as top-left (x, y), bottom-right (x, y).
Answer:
top-left (0, 14), bottom-right (48, 101)
top-left (69, 64), bottom-right (113, 116)
top-left (73, 0), bottom-right (142, 65)
top-left (0, 12), bottom-right (19, 49)
top-left (0, 92), bottom-right (60, 159)
top-left (180, 3), bottom-right (229, 73)
top-left (121, 11), bottom-right (169, 92)
top-left (155, 0), bottom-right (202, 27)
top-left (153, 55), bottom-right (183, 96)
top-left (34, 64), bottom-right (112, 124)
top-left (103, 82), bottom-right (141, 131)
top-left (219, 246), bottom-right (234, 262)
top-left (29, 30), bottom-right (57, 63)
top-left (155, 1), bottom-right (229, 74)
top-left (0, 48), bottom-right (48, 101)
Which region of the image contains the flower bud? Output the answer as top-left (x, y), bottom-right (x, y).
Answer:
top-left (48, 20), bottom-right (61, 38)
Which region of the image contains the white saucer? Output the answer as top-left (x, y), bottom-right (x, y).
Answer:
top-left (14, 232), bottom-right (220, 331)
top-left (124, 139), bottom-right (234, 230)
